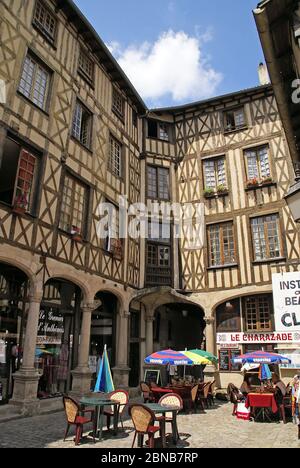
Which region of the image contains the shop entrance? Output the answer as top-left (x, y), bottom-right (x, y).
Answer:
top-left (0, 263), bottom-right (28, 405)
top-left (35, 279), bottom-right (82, 400)
top-left (89, 291), bottom-right (118, 388)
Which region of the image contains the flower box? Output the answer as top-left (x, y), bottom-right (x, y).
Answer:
top-left (217, 185), bottom-right (229, 196)
top-left (70, 226), bottom-right (83, 242)
top-left (246, 178), bottom-right (260, 189)
top-left (204, 188), bottom-right (216, 199)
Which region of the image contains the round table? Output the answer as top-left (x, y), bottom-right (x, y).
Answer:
top-left (80, 397), bottom-right (120, 441)
top-left (145, 403), bottom-right (180, 446)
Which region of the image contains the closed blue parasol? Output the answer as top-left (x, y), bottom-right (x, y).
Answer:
top-left (94, 345), bottom-right (115, 393)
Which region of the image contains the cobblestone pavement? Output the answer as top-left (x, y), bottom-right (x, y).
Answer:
top-left (0, 401), bottom-right (299, 448)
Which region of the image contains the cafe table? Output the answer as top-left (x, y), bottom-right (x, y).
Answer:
top-left (80, 396), bottom-right (120, 441)
top-left (245, 393), bottom-right (278, 422)
top-left (151, 387), bottom-right (173, 402)
top-left (145, 403), bottom-right (180, 447)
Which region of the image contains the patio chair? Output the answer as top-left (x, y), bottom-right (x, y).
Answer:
top-left (182, 384), bottom-right (199, 413)
top-left (208, 380), bottom-right (216, 406)
top-left (129, 404), bottom-right (161, 448)
top-left (158, 393), bottom-right (183, 439)
top-left (104, 389), bottom-right (129, 431)
top-left (198, 383), bottom-right (211, 410)
top-left (140, 381), bottom-right (155, 403)
top-left (150, 381), bottom-right (159, 389)
top-left (63, 396), bottom-right (95, 446)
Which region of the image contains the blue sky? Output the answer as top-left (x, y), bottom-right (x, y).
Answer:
top-left (74, 0), bottom-right (264, 107)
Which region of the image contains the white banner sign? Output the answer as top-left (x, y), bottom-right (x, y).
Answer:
top-left (272, 272), bottom-right (300, 332)
top-left (217, 331), bottom-right (300, 345)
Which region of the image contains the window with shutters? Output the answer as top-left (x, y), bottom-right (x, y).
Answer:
top-left (224, 107), bottom-right (246, 132)
top-left (33, 0), bottom-right (57, 44)
top-left (59, 174), bottom-right (88, 236)
top-left (251, 214), bottom-right (283, 261)
top-left (208, 222), bottom-right (236, 267)
top-left (147, 166), bottom-right (170, 200)
top-left (108, 136), bottom-right (122, 177)
top-left (72, 101), bottom-right (93, 149)
top-left (18, 53), bottom-right (51, 111)
top-left (0, 136), bottom-right (39, 213)
top-left (78, 47), bottom-right (94, 84)
top-left (245, 146), bottom-right (271, 181)
top-left (203, 157), bottom-right (227, 190)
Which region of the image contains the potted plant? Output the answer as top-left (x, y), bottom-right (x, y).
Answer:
top-left (246, 178), bottom-right (259, 189)
top-left (203, 187), bottom-right (215, 199)
top-left (217, 184), bottom-right (229, 195)
top-left (13, 193), bottom-right (28, 215)
top-left (71, 225), bottom-right (82, 242)
top-left (261, 176), bottom-right (273, 186)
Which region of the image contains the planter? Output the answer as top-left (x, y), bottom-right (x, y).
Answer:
top-left (261, 179), bottom-right (274, 187)
top-left (12, 205), bottom-right (26, 215)
top-left (217, 190), bottom-right (229, 197)
top-left (72, 234), bottom-right (83, 242)
top-left (204, 191), bottom-right (216, 199)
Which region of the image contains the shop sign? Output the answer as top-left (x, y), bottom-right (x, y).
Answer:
top-left (88, 356), bottom-right (98, 373)
top-left (217, 331), bottom-right (300, 345)
top-left (272, 272), bottom-right (300, 332)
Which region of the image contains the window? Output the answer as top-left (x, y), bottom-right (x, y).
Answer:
top-left (108, 136), bottom-right (122, 177)
top-left (112, 88), bottom-right (124, 119)
top-left (102, 203), bottom-right (123, 258)
top-left (251, 214), bottom-right (282, 261)
top-left (132, 109), bottom-right (138, 128)
top-left (203, 157), bottom-right (227, 190)
top-left (208, 222), bottom-right (236, 267)
top-left (18, 53), bottom-right (51, 110)
top-left (147, 120), bottom-right (172, 142)
top-left (147, 166), bottom-right (170, 200)
top-left (78, 48), bottom-right (94, 84)
top-left (245, 296), bottom-right (272, 332)
top-left (224, 107), bottom-right (246, 132)
top-left (33, 0), bottom-right (57, 43)
top-left (216, 300), bottom-right (241, 333)
top-left (0, 137), bottom-right (38, 213)
top-left (147, 244), bottom-right (171, 267)
top-left (245, 146), bottom-right (271, 181)
top-left (59, 174), bottom-right (88, 236)
top-left (72, 101), bottom-right (93, 149)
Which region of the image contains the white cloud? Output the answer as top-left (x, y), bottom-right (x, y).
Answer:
top-left (108, 30), bottom-right (222, 106)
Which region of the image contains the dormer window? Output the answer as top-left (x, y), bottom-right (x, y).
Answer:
top-left (147, 120), bottom-right (173, 142)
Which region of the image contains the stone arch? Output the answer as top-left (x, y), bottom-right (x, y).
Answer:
top-left (45, 272), bottom-right (91, 304)
top-left (211, 287), bottom-right (273, 318)
top-left (0, 254), bottom-right (35, 284)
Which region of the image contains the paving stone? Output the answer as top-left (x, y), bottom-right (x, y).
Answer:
top-left (0, 401), bottom-right (299, 448)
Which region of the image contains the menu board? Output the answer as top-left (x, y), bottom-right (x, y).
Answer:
top-left (144, 369), bottom-right (161, 385)
top-left (219, 349), bottom-right (241, 372)
top-left (219, 350), bottom-right (230, 371)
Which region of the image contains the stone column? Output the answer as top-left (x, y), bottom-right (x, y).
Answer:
top-left (112, 305), bottom-right (131, 388)
top-left (203, 316), bottom-right (219, 386)
top-left (10, 288), bottom-right (43, 416)
top-left (71, 303), bottom-right (95, 396)
top-left (145, 314), bottom-right (155, 357)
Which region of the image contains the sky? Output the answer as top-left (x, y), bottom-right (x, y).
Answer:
top-left (74, 0), bottom-right (264, 108)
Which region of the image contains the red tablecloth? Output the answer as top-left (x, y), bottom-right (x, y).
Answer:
top-left (245, 393), bottom-right (278, 414)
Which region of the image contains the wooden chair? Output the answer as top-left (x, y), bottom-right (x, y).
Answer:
top-left (104, 389), bottom-right (129, 431)
top-left (63, 396), bottom-right (95, 446)
top-left (208, 380), bottom-right (216, 406)
top-left (182, 384), bottom-right (199, 413)
top-left (129, 404), bottom-right (161, 448)
top-left (198, 383), bottom-right (212, 410)
top-left (158, 393), bottom-right (183, 439)
top-left (140, 382), bottom-right (155, 403)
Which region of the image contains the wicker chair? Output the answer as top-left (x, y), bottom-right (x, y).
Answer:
top-left (63, 396), bottom-right (95, 446)
top-left (158, 393), bottom-right (183, 440)
top-left (140, 381), bottom-right (155, 403)
top-left (198, 383), bottom-right (211, 410)
top-left (129, 404), bottom-right (161, 448)
top-left (104, 390), bottom-right (129, 431)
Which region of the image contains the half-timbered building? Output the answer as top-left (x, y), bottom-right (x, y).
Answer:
top-left (0, 0), bottom-right (299, 414)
